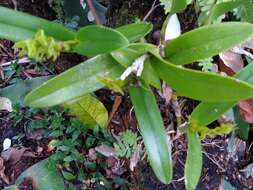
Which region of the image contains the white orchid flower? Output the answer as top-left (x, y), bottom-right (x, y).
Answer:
top-left (165, 14), bottom-right (181, 41)
top-left (120, 54), bottom-right (148, 80)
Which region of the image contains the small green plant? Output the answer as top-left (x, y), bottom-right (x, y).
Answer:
top-left (114, 130), bottom-right (141, 158)
top-left (1, 4), bottom-right (253, 190)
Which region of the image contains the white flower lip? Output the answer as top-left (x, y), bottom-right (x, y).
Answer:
top-left (3, 138), bottom-right (11, 151)
top-left (120, 54), bottom-right (148, 80)
top-left (165, 14), bottom-right (181, 41)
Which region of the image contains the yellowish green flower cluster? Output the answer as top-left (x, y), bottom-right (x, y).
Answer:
top-left (14, 30), bottom-right (78, 61)
top-left (190, 123), bottom-right (234, 139)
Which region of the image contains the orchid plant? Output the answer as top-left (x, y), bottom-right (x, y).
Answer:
top-left (1, 3), bottom-right (253, 189)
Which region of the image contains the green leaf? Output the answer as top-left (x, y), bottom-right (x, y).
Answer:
top-left (4, 185), bottom-right (17, 190)
top-left (0, 6), bottom-right (75, 41)
top-left (203, 1), bottom-right (243, 25)
top-left (64, 94), bottom-right (108, 128)
top-left (190, 60), bottom-right (253, 127)
top-left (62, 171), bottom-right (76, 180)
top-left (171, 0), bottom-right (187, 14)
top-left (150, 56), bottom-right (253, 102)
top-left (160, 0), bottom-right (191, 13)
top-left (0, 23), bottom-right (34, 42)
top-left (5, 156), bottom-right (64, 190)
top-left (116, 22), bottom-right (153, 42)
top-left (74, 25), bottom-right (129, 56)
top-left (24, 54), bottom-right (124, 108)
top-left (0, 76), bottom-right (51, 105)
top-left (97, 76), bottom-right (125, 95)
top-left (129, 86), bottom-right (172, 184)
top-left (165, 22), bottom-right (253, 65)
top-left (190, 102), bottom-right (236, 127)
top-left (235, 0), bottom-right (253, 22)
top-left (111, 43), bottom-right (161, 89)
top-left (233, 107), bottom-right (249, 140)
top-left (185, 130), bottom-right (202, 190)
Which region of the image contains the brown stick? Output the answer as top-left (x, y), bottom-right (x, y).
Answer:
top-left (86, 0), bottom-right (102, 25)
top-left (143, 0), bottom-right (159, 21)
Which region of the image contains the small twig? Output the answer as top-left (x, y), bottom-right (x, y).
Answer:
top-left (143, 0), bottom-right (159, 21)
top-left (86, 0), bottom-right (102, 25)
top-left (1, 57), bottom-right (30, 67)
top-left (107, 96), bottom-right (122, 128)
top-left (203, 151), bottom-right (225, 172)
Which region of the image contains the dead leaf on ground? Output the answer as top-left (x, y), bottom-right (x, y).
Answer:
top-left (238, 99), bottom-right (253, 123)
top-left (107, 96), bottom-right (122, 127)
top-left (0, 157), bottom-right (10, 184)
top-left (130, 144), bottom-right (142, 171)
top-left (240, 163), bottom-right (253, 178)
top-left (1, 148), bottom-right (36, 165)
top-left (95, 144), bottom-right (117, 157)
top-left (162, 82), bottom-right (173, 105)
top-left (88, 148), bottom-right (97, 161)
top-left (219, 50), bottom-right (244, 73)
top-left (26, 129), bottom-right (45, 140)
top-left (106, 157), bottom-right (126, 175)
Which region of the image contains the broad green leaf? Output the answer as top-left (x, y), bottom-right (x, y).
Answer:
top-left (235, 0), bottom-right (253, 22)
top-left (0, 76), bottom-right (51, 105)
top-left (24, 54), bottom-right (124, 108)
top-left (142, 58), bottom-right (161, 89)
top-left (116, 22), bottom-right (153, 42)
top-left (190, 102), bottom-right (236, 127)
top-left (64, 94), bottom-right (108, 128)
top-left (0, 6), bottom-right (75, 41)
top-left (97, 76), bottom-right (125, 95)
top-left (111, 43), bottom-right (161, 89)
top-left (190, 60), bottom-right (253, 127)
top-left (171, 0), bottom-right (187, 14)
top-left (185, 130), bottom-right (202, 190)
top-left (74, 25), bottom-right (129, 56)
top-left (0, 23), bottom-right (34, 42)
top-left (160, 0), bottom-right (191, 13)
top-left (233, 107), bottom-right (249, 140)
top-left (129, 86), bottom-right (172, 184)
top-left (165, 22), bottom-right (253, 65)
top-left (203, 1), bottom-right (243, 25)
top-left (150, 56), bottom-right (253, 102)
top-left (4, 156), bottom-right (64, 190)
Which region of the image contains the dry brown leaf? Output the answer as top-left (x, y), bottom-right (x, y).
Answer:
top-left (88, 148), bottom-right (97, 161)
top-left (240, 163), bottom-right (253, 178)
top-left (238, 99), bottom-right (253, 123)
top-left (219, 50), bottom-right (244, 73)
top-left (0, 157), bottom-right (10, 184)
top-left (162, 82), bottom-right (173, 105)
top-left (26, 129), bottom-right (45, 140)
top-left (130, 144), bottom-right (142, 171)
top-left (95, 144), bottom-right (117, 157)
top-left (1, 148), bottom-right (36, 165)
top-left (107, 96), bottom-right (122, 128)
